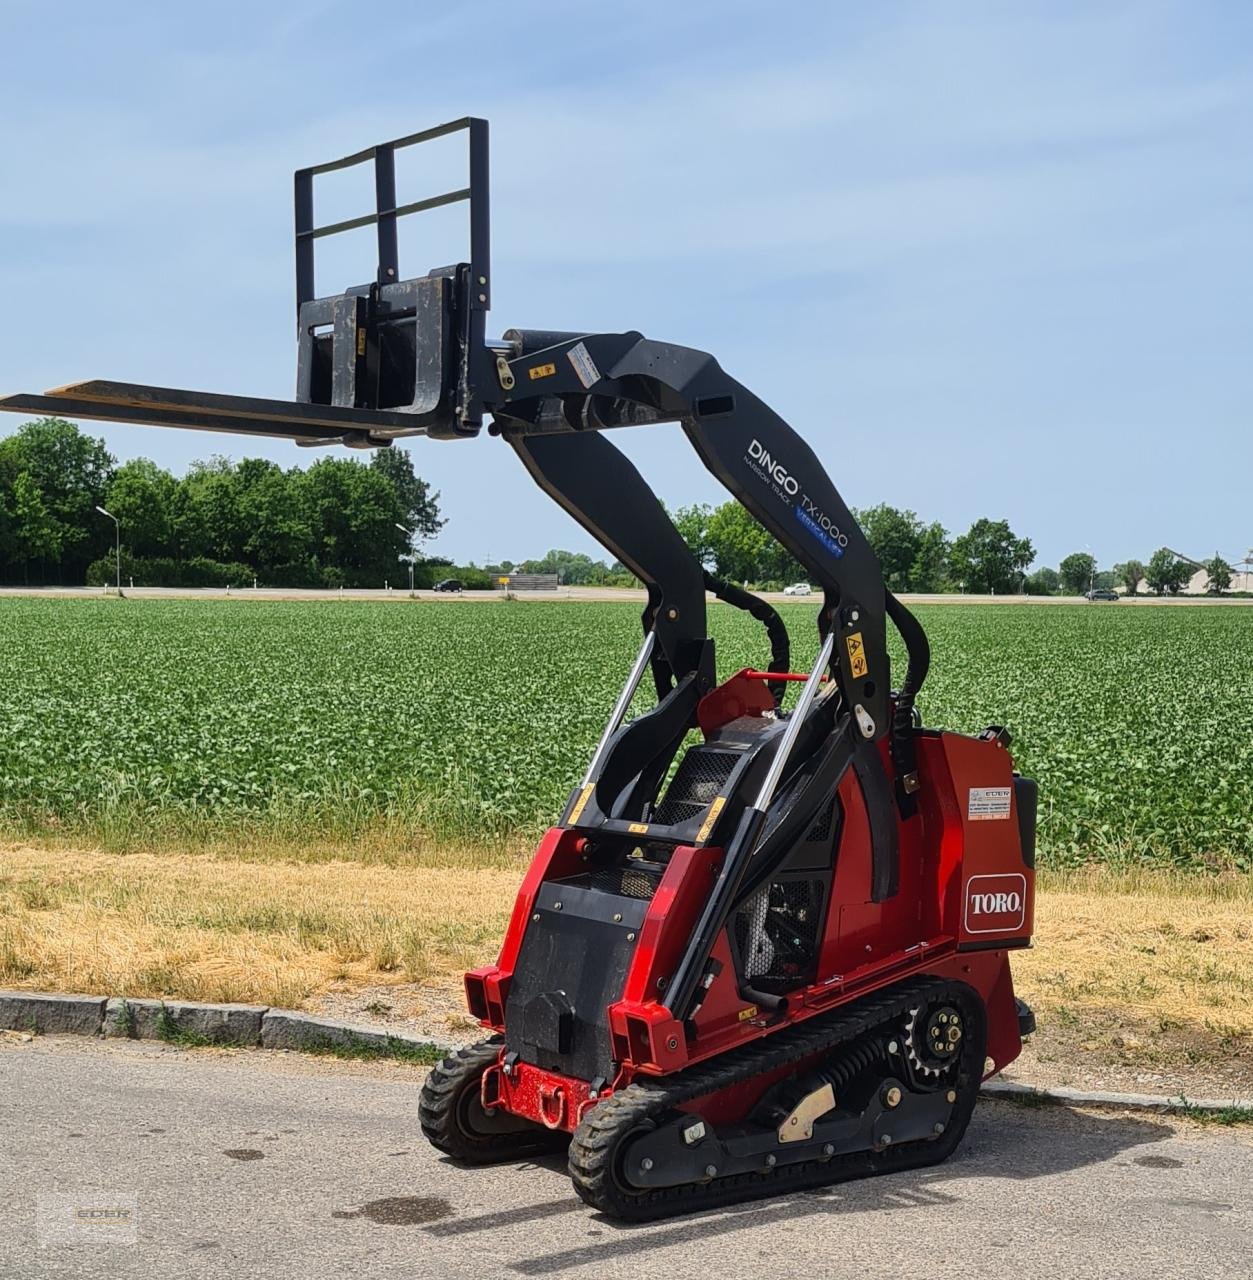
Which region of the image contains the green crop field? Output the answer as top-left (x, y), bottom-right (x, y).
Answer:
top-left (0, 597), bottom-right (1249, 870)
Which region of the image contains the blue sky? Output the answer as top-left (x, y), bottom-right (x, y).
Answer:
top-left (1, 1), bottom-right (1250, 571)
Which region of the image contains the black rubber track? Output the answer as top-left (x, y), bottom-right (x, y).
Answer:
top-left (567, 977), bottom-right (987, 1220)
top-left (419, 1036), bottom-right (567, 1163)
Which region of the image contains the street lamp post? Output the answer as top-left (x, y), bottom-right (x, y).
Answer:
top-left (95, 505), bottom-right (121, 597)
top-left (395, 523), bottom-right (415, 597)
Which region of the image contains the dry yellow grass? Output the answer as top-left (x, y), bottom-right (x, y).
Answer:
top-left (0, 843), bottom-right (521, 1009)
top-left (1015, 867), bottom-right (1252, 1077)
top-left (1, 841), bottom-right (1249, 1078)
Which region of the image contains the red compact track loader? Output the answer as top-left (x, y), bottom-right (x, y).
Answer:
top-left (1, 118), bottom-right (1037, 1220)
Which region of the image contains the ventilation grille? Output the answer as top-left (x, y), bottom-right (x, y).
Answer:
top-left (734, 878), bottom-right (826, 984)
top-left (584, 864), bottom-right (662, 901)
top-left (653, 747), bottom-right (739, 827)
top-left (804, 798), bottom-right (836, 844)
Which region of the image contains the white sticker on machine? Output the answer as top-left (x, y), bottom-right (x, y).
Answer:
top-left (567, 341), bottom-right (601, 389)
top-left (968, 786), bottom-right (1012, 821)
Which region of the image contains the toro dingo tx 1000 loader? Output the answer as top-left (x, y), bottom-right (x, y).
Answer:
top-left (1, 118), bottom-right (1037, 1220)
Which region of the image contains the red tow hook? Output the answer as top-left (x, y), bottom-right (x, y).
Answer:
top-left (480, 1062), bottom-right (504, 1113)
top-left (538, 1081), bottom-right (568, 1130)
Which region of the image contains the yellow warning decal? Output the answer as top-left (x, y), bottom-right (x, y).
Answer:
top-left (737, 1005), bottom-right (758, 1022)
top-left (356, 327), bottom-right (367, 357)
top-left (627, 822), bottom-right (649, 835)
top-left (567, 783), bottom-right (594, 825)
top-left (528, 362), bottom-right (557, 380)
top-left (845, 631), bottom-right (869, 679)
top-left (696, 796), bottom-right (726, 844)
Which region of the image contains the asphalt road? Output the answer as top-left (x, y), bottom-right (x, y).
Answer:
top-left (3, 1037), bottom-right (1249, 1280)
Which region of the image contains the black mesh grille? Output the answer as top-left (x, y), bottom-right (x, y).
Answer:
top-left (653, 747), bottom-right (739, 827)
top-left (804, 799), bottom-right (835, 844)
top-left (584, 865), bottom-right (662, 900)
top-left (733, 878), bottom-right (826, 987)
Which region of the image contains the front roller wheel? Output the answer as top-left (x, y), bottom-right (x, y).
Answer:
top-left (419, 1037), bottom-right (567, 1163)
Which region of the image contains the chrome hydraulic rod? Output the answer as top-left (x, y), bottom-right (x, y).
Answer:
top-left (581, 630), bottom-right (656, 786)
top-left (664, 628), bottom-right (837, 1018)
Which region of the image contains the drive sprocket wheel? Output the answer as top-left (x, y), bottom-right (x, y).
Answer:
top-left (419, 1036), bottom-right (567, 1163)
top-left (902, 1001), bottom-right (965, 1084)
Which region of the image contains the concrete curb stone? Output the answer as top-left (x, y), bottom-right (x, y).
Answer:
top-left (103, 997), bottom-right (268, 1045)
top-left (981, 1079), bottom-right (1252, 1113)
top-left (259, 1010), bottom-right (405, 1052)
top-left (0, 991), bottom-right (106, 1036)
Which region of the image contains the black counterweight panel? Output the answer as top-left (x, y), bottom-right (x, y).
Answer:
top-left (505, 881), bottom-right (647, 1083)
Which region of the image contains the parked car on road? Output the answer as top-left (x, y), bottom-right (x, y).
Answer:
top-left (1084, 588), bottom-right (1119, 602)
top-left (782, 582), bottom-right (812, 596)
top-left (434, 578), bottom-right (463, 593)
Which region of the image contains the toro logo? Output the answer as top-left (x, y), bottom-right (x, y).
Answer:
top-left (963, 873), bottom-right (1027, 935)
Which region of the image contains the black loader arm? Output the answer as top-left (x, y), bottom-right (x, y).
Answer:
top-left (507, 429), bottom-right (711, 697)
top-left (489, 330), bottom-right (891, 742)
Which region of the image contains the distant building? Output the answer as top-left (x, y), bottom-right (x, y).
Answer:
top-left (495, 573), bottom-right (561, 592)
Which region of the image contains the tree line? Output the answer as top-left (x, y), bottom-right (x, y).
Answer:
top-left (668, 502), bottom-right (1035, 594)
top-left (668, 502), bottom-right (1235, 596)
top-left (0, 418), bottom-right (443, 588)
top-left (1038, 549), bottom-right (1235, 597)
top-left (0, 417), bottom-right (1237, 595)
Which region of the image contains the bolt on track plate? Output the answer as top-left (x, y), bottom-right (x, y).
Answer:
top-left (777, 1082), bottom-right (837, 1143)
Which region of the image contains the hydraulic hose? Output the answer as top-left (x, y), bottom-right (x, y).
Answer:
top-left (703, 571), bottom-right (790, 705)
top-left (885, 590), bottom-right (929, 704)
top-left (885, 590), bottom-right (930, 815)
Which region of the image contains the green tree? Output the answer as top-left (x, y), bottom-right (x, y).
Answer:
top-left (0, 478), bottom-right (11, 565)
top-left (849, 505), bottom-right (950, 592)
top-left (235, 460), bottom-right (312, 576)
top-left (301, 457), bottom-right (408, 585)
top-left (1204, 554), bottom-right (1233, 595)
top-left (1024, 566), bottom-right (1060, 595)
top-left (852, 505), bottom-right (911, 591)
top-left (10, 471), bottom-right (63, 568)
top-left (0, 418), bottom-right (114, 581)
top-left (1145, 547), bottom-right (1190, 596)
top-left (948, 518), bottom-right (1034, 594)
top-left (910, 521), bottom-right (951, 592)
top-left (670, 503), bottom-right (715, 569)
top-left (1058, 551), bottom-right (1097, 595)
top-left (705, 502), bottom-right (803, 585)
top-left (1114, 559), bottom-right (1145, 595)
top-left (106, 458), bottom-right (178, 558)
top-left (173, 457), bottom-right (247, 562)
top-left (370, 447), bottom-right (444, 543)
top-left (706, 502), bottom-right (768, 581)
